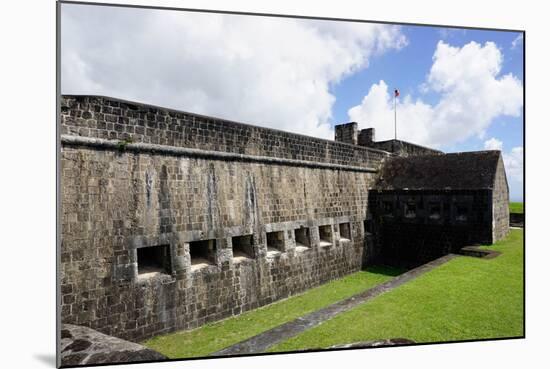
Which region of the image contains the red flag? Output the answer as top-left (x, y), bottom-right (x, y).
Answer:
top-left (394, 89), bottom-right (400, 97)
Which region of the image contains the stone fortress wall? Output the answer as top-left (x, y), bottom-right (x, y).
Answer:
top-left (60, 95), bottom-right (390, 342)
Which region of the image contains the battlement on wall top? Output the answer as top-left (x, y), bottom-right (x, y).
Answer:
top-left (61, 95), bottom-right (390, 170)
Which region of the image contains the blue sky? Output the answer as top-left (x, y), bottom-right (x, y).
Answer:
top-left (331, 25), bottom-right (524, 154)
top-left (61, 5), bottom-right (524, 200)
top-left (329, 25), bottom-right (524, 200)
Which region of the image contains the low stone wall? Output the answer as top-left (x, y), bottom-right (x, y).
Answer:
top-left (60, 324), bottom-right (166, 366)
top-left (510, 213), bottom-right (524, 227)
top-left (330, 338), bottom-right (415, 349)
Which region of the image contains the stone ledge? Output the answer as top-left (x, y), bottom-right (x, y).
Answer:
top-left (61, 135), bottom-right (379, 173)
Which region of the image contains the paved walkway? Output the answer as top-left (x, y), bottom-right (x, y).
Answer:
top-left (211, 254), bottom-right (457, 356)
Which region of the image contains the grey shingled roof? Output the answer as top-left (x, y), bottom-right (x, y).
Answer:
top-left (375, 150), bottom-right (502, 190)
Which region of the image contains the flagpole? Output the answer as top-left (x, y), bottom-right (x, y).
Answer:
top-left (394, 91), bottom-right (397, 140)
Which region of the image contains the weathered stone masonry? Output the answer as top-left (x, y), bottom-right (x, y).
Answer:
top-left (60, 95), bottom-right (389, 342)
top-left (60, 95), bottom-right (510, 344)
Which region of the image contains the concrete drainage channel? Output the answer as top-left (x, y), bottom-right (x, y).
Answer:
top-left (211, 254), bottom-right (456, 356)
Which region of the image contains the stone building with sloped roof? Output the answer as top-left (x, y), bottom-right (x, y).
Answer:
top-left (368, 151), bottom-right (509, 266)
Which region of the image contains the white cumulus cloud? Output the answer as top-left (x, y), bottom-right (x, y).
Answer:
top-left (484, 138), bottom-right (523, 196)
top-left (503, 145), bottom-right (523, 201)
top-left (61, 5), bottom-right (406, 139)
top-left (484, 137), bottom-right (503, 151)
top-left (348, 41), bottom-right (523, 148)
top-left (503, 146), bottom-right (523, 183)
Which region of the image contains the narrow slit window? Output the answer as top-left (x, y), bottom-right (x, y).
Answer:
top-left (266, 231), bottom-right (285, 253)
top-left (189, 239), bottom-right (216, 269)
top-left (455, 203), bottom-right (469, 221)
top-left (428, 202), bottom-right (441, 220)
top-left (339, 223), bottom-right (351, 240)
top-left (404, 201), bottom-right (416, 218)
top-left (137, 245), bottom-right (171, 278)
top-left (383, 201), bottom-right (394, 215)
top-left (318, 225), bottom-right (333, 247)
top-left (232, 235), bottom-right (255, 259)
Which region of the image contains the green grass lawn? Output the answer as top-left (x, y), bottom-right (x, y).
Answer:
top-left (142, 265), bottom-right (402, 358)
top-left (270, 229), bottom-right (524, 352)
top-left (510, 202), bottom-right (524, 214)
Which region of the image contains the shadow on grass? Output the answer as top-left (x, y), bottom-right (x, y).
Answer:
top-left (363, 264), bottom-right (406, 277)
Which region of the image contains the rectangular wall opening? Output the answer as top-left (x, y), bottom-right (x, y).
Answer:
top-left (318, 224), bottom-right (333, 247)
top-left (294, 227), bottom-right (311, 251)
top-left (189, 239), bottom-right (216, 269)
top-left (428, 202), bottom-right (442, 220)
top-left (383, 201), bottom-right (394, 216)
top-left (404, 201), bottom-right (417, 218)
top-left (455, 203), bottom-right (469, 221)
top-left (339, 223), bottom-right (351, 240)
top-left (266, 231), bottom-right (285, 253)
top-left (232, 235), bottom-right (255, 260)
top-left (137, 245), bottom-right (171, 278)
